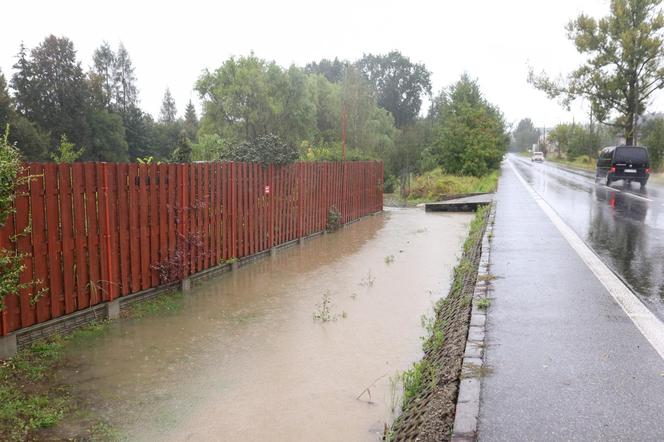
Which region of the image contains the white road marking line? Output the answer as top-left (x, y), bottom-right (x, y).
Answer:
top-left (603, 186), bottom-right (620, 192)
top-left (508, 159), bottom-right (664, 360)
top-left (621, 192), bottom-right (652, 202)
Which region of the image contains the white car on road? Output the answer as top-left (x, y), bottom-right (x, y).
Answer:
top-left (531, 152), bottom-right (544, 162)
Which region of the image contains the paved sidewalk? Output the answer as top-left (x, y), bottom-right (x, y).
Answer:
top-left (478, 163), bottom-right (664, 441)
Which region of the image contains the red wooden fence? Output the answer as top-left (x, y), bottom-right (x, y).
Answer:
top-left (0, 161), bottom-right (383, 336)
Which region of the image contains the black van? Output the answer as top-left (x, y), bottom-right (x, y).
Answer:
top-left (595, 145), bottom-right (651, 188)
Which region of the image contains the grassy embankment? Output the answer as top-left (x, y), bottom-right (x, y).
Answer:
top-left (546, 154), bottom-right (595, 171)
top-left (388, 205), bottom-right (490, 441)
top-left (0, 290), bottom-right (185, 441)
top-left (386, 168), bottom-right (499, 206)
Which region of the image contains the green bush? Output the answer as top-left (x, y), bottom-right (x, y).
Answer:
top-left (220, 133), bottom-right (299, 165)
top-left (0, 126), bottom-right (31, 311)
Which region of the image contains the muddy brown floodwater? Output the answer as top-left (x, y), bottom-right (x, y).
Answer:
top-left (55, 208), bottom-right (472, 441)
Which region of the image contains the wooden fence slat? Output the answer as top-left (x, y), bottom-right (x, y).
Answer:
top-left (148, 164), bottom-right (159, 287)
top-left (209, 163), bottom-right (217, 266)
top-left (138, 165), bottom-right (150, 289)
top-left (158, 164), bottom-right (168, 277)
top-left (70, 164), bottom-right (88, 309)
top-left (15, 167), bottom-right (36, 328)
top-left (57, 164), bottom-right (75, 314)
top-left (108, 165), bottom-right (120, 300)
top-left (96, 164), bottom-right (111, 302)
top-left (188, 164), bottom-right (196, 273)
top-left (205, 164), bottom-right (210, 267)
top-left (128, 165), bottom-right (141, 293)
top-left (44, 164), bottom-right (64, 316)
top-left (167, 164), bottom-right (176, 262)
top-left (116, 164), bottom-right (130, 296)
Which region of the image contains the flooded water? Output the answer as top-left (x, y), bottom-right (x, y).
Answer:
top-left (56, 208), bottom-right (472, 441)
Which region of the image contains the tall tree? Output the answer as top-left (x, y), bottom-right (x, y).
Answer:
top-left (183, 100), bottom-right (198, 141)
top-left (0, 70), bottom-right (10, 129)
top-left (548, 123), bottom-right (605, 159)
top-left (85, 110), bottom-right (129, 161)
top-left (356, 51), bottom-right (432, 128)
top-left (11, 35), bottom-right (90, 151)
top-left (122, 106), bottom-right (157, 160)
top-left (512, 118), bottom-right (540, 151)
top-left (425, 75), bottom-right (508, 176)
top-left (10, 43), bottom-right (31, 117)
top-left (641, 116), bottom-right (664, 170)
top-left (89, 42), bottom-right (116, 109)
top-left (114, 43), bottom-right (138, 113)
top-left (529, 0), bottom-right (664, 145)
top-left (304, 58), bottom-right (348, 83)
top-left (159, 88), bottom-right (177, 123)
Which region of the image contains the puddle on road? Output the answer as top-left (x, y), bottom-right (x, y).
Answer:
top-left (55, 208), bottom-right (472, 441)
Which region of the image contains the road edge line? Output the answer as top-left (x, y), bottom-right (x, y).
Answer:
top-left (508, 159), bottom-right (664, 360)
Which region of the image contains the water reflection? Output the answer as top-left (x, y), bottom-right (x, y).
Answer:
top-left (588, 188), bottom-right (652, 298)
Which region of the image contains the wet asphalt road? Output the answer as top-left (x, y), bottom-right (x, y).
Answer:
top-left (478, 158), bottom-right (664, 441)
top-left (510, 154), bottom-right (664, 322)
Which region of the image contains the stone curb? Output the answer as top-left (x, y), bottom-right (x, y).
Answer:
top-left (451, 202), bottom-right (496, 442)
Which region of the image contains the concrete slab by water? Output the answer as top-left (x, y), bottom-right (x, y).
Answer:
top-left (425, 193), bottom-right (493, 212)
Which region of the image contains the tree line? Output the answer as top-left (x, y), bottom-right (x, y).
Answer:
top-left (1, 35), bottom-right (509, 185)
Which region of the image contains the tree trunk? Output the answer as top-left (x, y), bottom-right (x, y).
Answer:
top-left (625, 114), bottom-right (634, 145)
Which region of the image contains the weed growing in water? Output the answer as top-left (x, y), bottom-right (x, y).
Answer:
top-left (126, 291), bottom-right (185, 319)
top-left (326, 206), bottom-right (342, 232)
top-left (313, 291), bottom-right (342, 322)
top-left (359, 270), bottom-right (376, 288)
top-left (355, 374), bottom-right (388, 405)
top-left (388, 371), bottom-right (403, 415)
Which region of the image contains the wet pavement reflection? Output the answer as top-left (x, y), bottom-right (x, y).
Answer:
top-left (55, 208), bottom-right (472, 441)
top-left (511, 156), bottom-right (664, 319)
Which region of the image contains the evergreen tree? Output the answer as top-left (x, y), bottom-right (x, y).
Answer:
top-left (10, 43), bottom-right (34, 118)
top-left (123, 106), bottom-right (157, 160)
top-left (183, 100), bottom-right (198, 141)
top-left (0, 70), bottom-right (11, 129)
top-left (1, 68), bottom-right (49, 160)
top-left (11, 35), bottom-right (90, 152)
top-left (159, 88), bottom-right (177, 123)
top-left (89, 42), bottom-right (116, 109)
top-left (114, 43), bottom-right (138, 113)
top-left (172, 130), bottom-right (192, 162)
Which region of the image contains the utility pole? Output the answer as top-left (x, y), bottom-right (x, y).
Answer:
top-left (341, 105), bottom-right (347, 161)
top-left (634, 85), bottom-right (639, 146)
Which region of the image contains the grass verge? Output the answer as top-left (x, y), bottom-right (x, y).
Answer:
top-left (405, 169), bottom-right (498, 204)
top-left (388, 205), bottom-right (490, 441)
top-left (0, 290), bottom-right (185, 440)
top-left (546, 155), bottom-right (595, 171)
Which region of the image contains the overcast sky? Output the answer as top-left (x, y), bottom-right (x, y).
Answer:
top-left (2, 0), bottom-right (650, 129)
